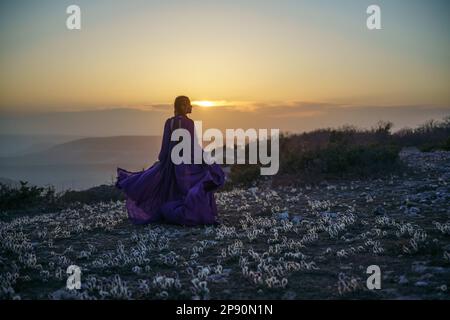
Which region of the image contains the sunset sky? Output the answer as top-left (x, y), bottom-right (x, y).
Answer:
top-left (0, 0), bottom-right (449, 134)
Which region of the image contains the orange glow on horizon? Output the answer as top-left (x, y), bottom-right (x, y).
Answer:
top-left (192, 100), bottom-right (231, 108)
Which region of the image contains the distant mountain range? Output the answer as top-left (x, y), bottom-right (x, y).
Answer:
top-left (0, 135), bottom-right (162, 190)
top-left (0, 135), bottom-right (162, 166)
top-left (0, 134), bottom-right (238, 191)
top-left (0, 134), bottom-right (85, 157)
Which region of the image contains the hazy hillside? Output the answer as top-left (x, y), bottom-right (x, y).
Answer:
top-left (0, 136), bottom-right (162, 166)
top-left (0, 136), bottom-right (162, 190)
top-left (0, 134), bottom-right (84, 157)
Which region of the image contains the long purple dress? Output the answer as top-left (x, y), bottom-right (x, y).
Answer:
top-left (116, 115), bottom-right (225, 226)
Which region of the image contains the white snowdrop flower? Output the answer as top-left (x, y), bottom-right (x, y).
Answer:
top-left (132, 266), bottom-right (142, 274)
top-left (443, 251), bottom-right (450, 262)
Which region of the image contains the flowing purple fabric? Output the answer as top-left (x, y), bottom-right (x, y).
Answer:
top-left (116, 115), bottom-right (225, 226)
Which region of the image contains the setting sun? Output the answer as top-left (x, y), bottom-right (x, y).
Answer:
top-left (192, 101), bottom-right (216, 108)
top-left (192, 100), bottom-right (232, 108)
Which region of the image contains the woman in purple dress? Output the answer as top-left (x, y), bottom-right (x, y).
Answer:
top-left (116, 96), bottom-right (225, 226)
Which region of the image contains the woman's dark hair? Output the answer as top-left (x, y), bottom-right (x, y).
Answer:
top-left (174, 96), bottom-right (190, 115)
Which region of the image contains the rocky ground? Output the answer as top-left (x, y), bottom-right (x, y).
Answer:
top-left (0, 148), bottom-right (449, 300)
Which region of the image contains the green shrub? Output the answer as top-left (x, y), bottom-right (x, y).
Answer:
top-left (60, 184), bottom-right (124, 204)
top-left (0, 181), bottom-right (59, 213)
top-left (229, 121), bottom-right (405, 186)
top-left (0, 182), bottom-right (124, 218)
top-left (444, 137), bottom-right (450, 151)
top-left (280, 143), bottom-right (401, 178)
top-left (394, 117), bottom-right (450, 152)
top-left (229, 164), bottom-right (261, 186)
